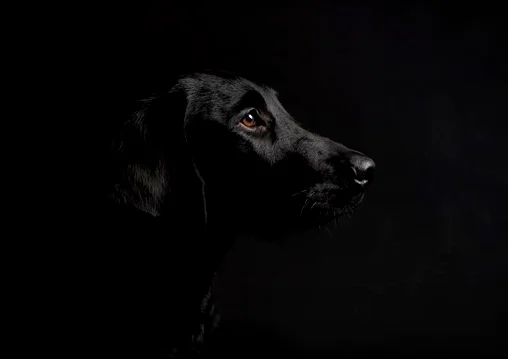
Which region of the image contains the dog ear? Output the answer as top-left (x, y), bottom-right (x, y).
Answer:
top-left (110, 86), bottom-right (208, 227)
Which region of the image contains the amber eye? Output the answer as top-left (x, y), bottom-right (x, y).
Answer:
top-left (241, 109), bottom-right (259, 128)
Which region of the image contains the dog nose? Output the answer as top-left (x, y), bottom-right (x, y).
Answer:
top-left (350, 155), bottom-right (375, 187)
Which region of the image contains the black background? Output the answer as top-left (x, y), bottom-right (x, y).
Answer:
top-left (88, 2), bottom-right (507, 357)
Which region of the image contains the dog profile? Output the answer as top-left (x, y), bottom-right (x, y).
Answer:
top-left (97, 73), bottom-right (375, 357)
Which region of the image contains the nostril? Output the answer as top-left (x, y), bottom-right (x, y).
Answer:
top-left (364, 163), bottom-right (375, 182)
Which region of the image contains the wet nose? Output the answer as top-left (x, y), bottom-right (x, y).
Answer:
top-left (350, 154), bottom-right (375, 187)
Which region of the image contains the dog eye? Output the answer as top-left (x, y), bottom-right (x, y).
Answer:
top-left (241, 109), bottom-right (260, 128)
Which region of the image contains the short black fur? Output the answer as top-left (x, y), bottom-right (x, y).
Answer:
top-left (96, 73), bottom-right (375, 358)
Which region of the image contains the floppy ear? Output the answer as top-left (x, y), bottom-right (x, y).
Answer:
top-left (110, 86), bottom-right (208, 227)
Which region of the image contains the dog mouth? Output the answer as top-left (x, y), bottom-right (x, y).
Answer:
top-left (293, 184), bottom-right (365, 228)
top-left (234, 185), bottom-right (365, 239)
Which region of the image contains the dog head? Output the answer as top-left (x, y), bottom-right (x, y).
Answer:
top-left (111, 73), bottom-right (375, 236)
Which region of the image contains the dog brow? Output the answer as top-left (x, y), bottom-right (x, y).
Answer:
top-left (267, 87), bottom-right (278, 97)
top-left (232, 89), bottom-right (267, 113)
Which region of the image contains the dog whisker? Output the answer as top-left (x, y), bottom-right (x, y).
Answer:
top-left (325, 225), bottom-right (333, 238)
top-left (291, 189), bottom-right (308, 197)
top-left (300, 198), bottom-right (311, 217)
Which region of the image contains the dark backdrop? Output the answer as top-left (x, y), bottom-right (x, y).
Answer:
top-left (92, 2), bottom-right (507, 357)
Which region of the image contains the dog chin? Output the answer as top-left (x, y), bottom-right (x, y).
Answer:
top-left (236, 191), bottom-right (365, 240)
top-left (299, 191), bottom-right (365, 228)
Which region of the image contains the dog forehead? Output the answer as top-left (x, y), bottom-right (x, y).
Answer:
top-left (263, 90), bottom-right (286, 115)
top-left (180, 74), bottom-right (291, 123)
top-left (181, 74), bottom-right (259, 102)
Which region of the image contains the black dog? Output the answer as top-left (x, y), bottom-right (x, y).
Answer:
top-left (97, 73), bottom-right (375, 358)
